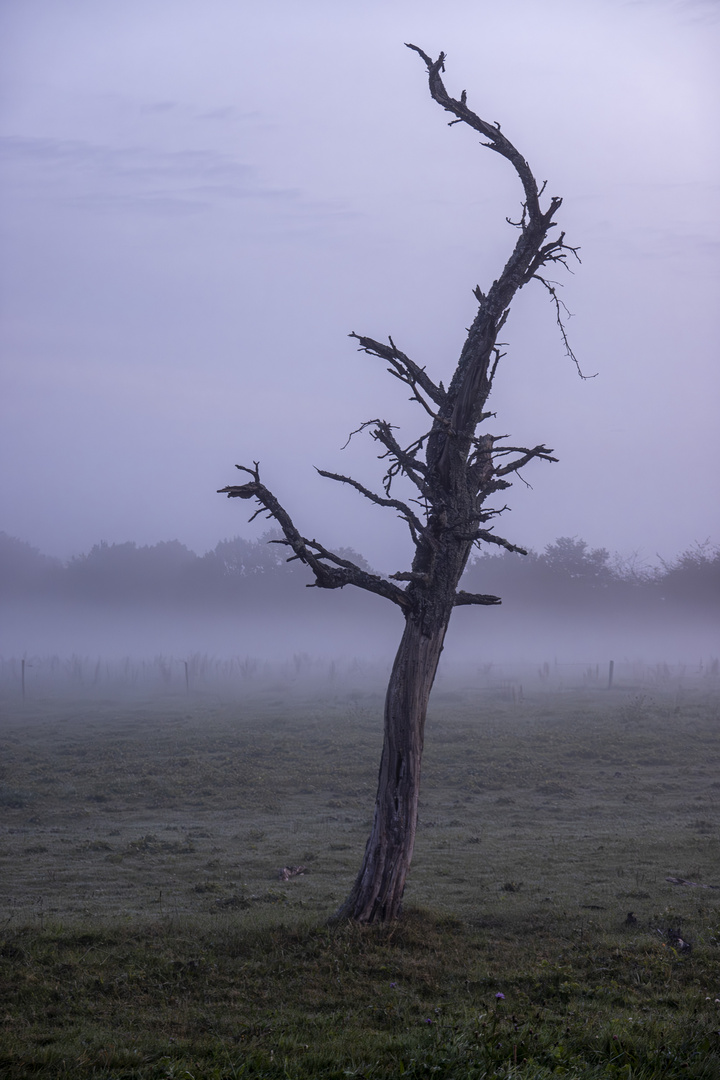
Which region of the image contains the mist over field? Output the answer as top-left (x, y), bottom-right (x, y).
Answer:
top-left (2, 531), bottom-right (717, 688)
top-left (3, 588), bottom-right (717, 672)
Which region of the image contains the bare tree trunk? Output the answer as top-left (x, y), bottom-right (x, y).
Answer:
top-left (334, 605), bottom-right (450, 923)
top-left (219, 46), bottom-right (584, 922)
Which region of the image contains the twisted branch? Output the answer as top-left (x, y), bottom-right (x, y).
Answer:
top-left (494, 444), bottom-right (558, 477)
top-left (316, 467), bottom-right (426, 545)
top-left (345, 419), bottom-right (428, 496)
top-left (405, 44), bottom-right (543, 217)
top-left (350, 333), bottom-right (446, 410)
top-left (218, 463), bottom-right (411, 610)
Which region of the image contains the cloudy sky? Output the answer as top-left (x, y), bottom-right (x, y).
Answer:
top-left (1, 0), bottom-right (718, 573)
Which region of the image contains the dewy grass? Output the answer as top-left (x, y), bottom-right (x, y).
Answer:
top-left (1, 674), bottom-right (719, 1077)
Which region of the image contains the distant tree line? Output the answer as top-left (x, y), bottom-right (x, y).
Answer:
top-left (461, 536), bottom-right (719, 615)
top-left (0, 531), bottom-right (371, 610)
top-left (0, 531), bottom-right (717, 616)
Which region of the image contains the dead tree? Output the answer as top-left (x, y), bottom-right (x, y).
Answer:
top-left (219, 46), bottom-right (584, 923)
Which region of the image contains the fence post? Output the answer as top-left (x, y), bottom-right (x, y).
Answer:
top-left (608, 660), bottom-right (614, 689)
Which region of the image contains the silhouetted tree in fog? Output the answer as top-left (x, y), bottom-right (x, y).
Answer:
top-left (541, 537), bottom-right (612, 585)
top-left (219, 46), bottom-right (588, 922)
top-left (65, 540), bottom-right (196, 601)
top-left (655, 542), bottom-right (720, 609)
top-left (463, 537), bottom-right (625, 611)
top-left (0, 533), bottom-right (60, 596)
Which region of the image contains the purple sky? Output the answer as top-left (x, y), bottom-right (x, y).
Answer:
top-left (1, 0), bottom-right (718, 573)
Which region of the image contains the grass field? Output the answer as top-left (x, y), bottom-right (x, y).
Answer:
top-left (1, 662), bottom-right (719, 1077)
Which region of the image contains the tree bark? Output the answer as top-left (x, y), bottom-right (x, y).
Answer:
top-left (333, 605), bottom-right (450, 922)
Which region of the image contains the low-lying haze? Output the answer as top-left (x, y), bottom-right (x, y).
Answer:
top-left (2, 531), bottom-right (716, 669)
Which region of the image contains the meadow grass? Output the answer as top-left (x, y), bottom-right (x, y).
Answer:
top-left (1, 668), bottom-right (719, 1077)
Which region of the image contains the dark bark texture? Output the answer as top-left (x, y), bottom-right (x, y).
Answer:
top-left (219, 46), bottom-right (583, 922)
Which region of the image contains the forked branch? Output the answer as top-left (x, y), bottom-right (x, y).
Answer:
top-left (344, 419), bottom-right (428, 495)
top-left (218, 463), bottom-right (411, 610)
top-left (350, 333), bottom-right (446, 411)
top-left (494, 444), bottom-right (558, 477)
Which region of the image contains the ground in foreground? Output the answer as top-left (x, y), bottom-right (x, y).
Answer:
top-left (1, 671), bottom-right (719, 1076)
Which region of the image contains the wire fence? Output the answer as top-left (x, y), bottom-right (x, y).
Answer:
top-left (2, 651), bottom-right (716, 702)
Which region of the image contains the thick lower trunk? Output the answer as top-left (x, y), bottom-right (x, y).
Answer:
top-left (333, 611), bottom-right (449, 922)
